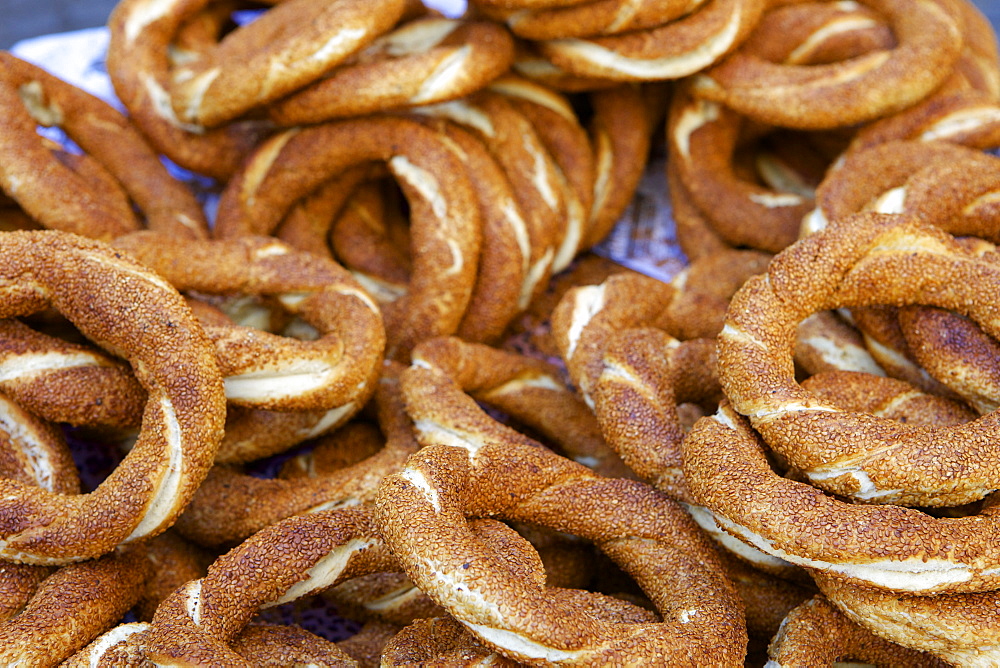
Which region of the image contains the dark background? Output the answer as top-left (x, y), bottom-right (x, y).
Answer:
top-left (3, 0), bottom-right (1000, 49)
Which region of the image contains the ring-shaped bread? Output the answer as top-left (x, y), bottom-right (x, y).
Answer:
top-left (682, 398), bottom-right (1000, 595)
top-left (267, 17), bottom-right (516, 125)
top-left (377, 338), bottom-right (747, 665)
top-left (535, 0), bottom-right (766, 83)
top-left (0, 318), bottom-right (146, 433)
top-left (113, 232), bottom-right (385, 415)
top-left (105, 0), bottom-right (273, 180)
top-left (689, 0), bottom-right (964, 128)
top-left (814, 570), bottom-right (1000, 666)
top-left (141, 506), bottom-right (440, 664)
top-left (766, 594), bottom-right (950, 667)
top-left (717, 212), bottom-right (1000, 507)
top-left (165, 0), bottom-right (407, 127)
top-left (0, 547), bottom-right (150, 665)
top-left (0, 231), bottom-right (225, 564)
top-left (171, 360), bottom-right (418, 547)
top-left (212, 115), bottom-right (481, 360)
top-left (475, 0), bottom-right (707, 40)
top-left (0, 53), bottom-right (209, 240)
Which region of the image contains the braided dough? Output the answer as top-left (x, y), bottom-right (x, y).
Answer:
top-left (380, 339), bottom-right (747, 665)
top-left (717, 212), bottom-right (1000, 507)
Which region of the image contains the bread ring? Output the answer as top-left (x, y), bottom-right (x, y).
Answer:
top-left (690, 0), bottom-right (964, 128)
top-left (267, 17), bottom-right (516, 125)
top-left (846, 305), bottom-right (966, 401)
top-left (794, 310), bottom-right (886, 378)
top-left (64, 620), bottom-right (377, 666)
top-left (166, 0), bottom-right (406, 128)
top-left (953, 0), bottom-right (1000, 99)
top-left (898, 305), bottom-right (1000, 415)
top-left (849, 89), bottom-right (1000, 152)
top-left (867, 150), bottom-right (1000, 242)
top-left (766, 594), bottom-right (950, 667)
top-left (0, 231), bottom-right (225, 564)
top-left (667, 86), bottom-right (810, 253)
top-left (806, 141), bottom-right (1000, 239)
top-left (173, 361), bottom-right (417, 547)
top-left (322, 570), bottom-right (441, 627)
top-left (114, 232), bottom-right (384, 415)
top-left (682, 397), bottom-right (1000, 594)
top-left (380, 615), bottom-right (521, 666)
top-left (590, 327), bottom-right (720, 501)
top-left (382, 588), bottom-right (663, 665)
top-left (535, 0), bottom-right (766, 83)
top-left (0, 396), bottom-right (79, 625)
top-left (667, 158), bottom-right (732, 261)
top-left (0, 53), bottom-right (209, 241)
top-left (489, 75), bottom-right (596, 271)
top-left (0, 392), bottom-right (80, 497)
top-left (437, 121), bottom-right (533, 344)
top-left (377, 348), bottom-right (747, 664)
top-left (106, 0), bottom-right (271, 180)
top-left (718, 212), bottom-right (1000, 507)
top-left (0, 563), bottom-right (51, 624)
top-left (212, 116), bottom-right (481, 360)
top-left (735, 0), bottom-right (895, 66)
top-left (228, 623), bottom-right (358, 665)
top-left (801, 370), bottom-right (978, 428)
top-left (0, 547), bottom-right (150, 665)
top-left (275, 164), bottom-right (379, 263)
top-left (328, 179), bottom-right (411, 297)
top-left (136, 530), bottom-right (214, 622)
top-left (510, 42), bottom-right (624, 91)
top-left (142, 507), bottom-right (417, 664)
top-left (551, 253), bottom-right (768, 406)
top-left (584, 82), bottom-right (660, 247)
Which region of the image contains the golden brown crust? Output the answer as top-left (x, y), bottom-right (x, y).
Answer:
top-left (667, 85), bottom-right (810, 253)
top-left (0, 318), bottom-right (146, 433)
top-left (717, 213), bottom-right (1000, 507)
top-left (211, 117), bottom-right (481, 360)
top-left (0, 547), bottom-right (151, 665)
top-left (267, 17), bottom-right (516, 125)
top-left (682, 401), bottom-right (1000, 594)
top-left (173, 361), bottom-right (418, 547)
top-left (105, 0), bottom-right (272, 180)
top-left (166, 0), bottom-right (407, 127)
top-left (536, 0), bottom-right (766, 83)
top-left (381, 340), bottom-right (748, 665)
top-left (767, 594), bottom-right (950, 667)
top-left (409, 336), bottom-right (629, 477)
top-left (816, 572), bottom-right (1000, 666)
top-left (142, 507), bottom-right (398, 665)
top-left (0, 53), bottom-right (209, 241)
top-left (477, 0), bottom-right (704, 40)
top-left (691, 0), bottom-right (964, 128)
top-left (0, 231), bottom-right (226, 564)
top-left (584, 82), bottom-right (659, 248)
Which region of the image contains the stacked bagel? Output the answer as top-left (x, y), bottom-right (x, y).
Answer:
top-left (1, 0), bottom-right (1000, 663)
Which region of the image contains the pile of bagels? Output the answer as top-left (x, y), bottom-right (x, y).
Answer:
top-left (1, 0), bottom-right (1000, 663)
